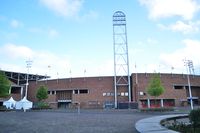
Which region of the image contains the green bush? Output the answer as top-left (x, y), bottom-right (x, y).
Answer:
top-left (189, 108), bottom-right (200, 131)
top-left (0, 105), bottom-right (7, 111)
top-left (166, 121), bottom-right (200, 133)
top-left (140, 107), bottom-right (174, 112)
top-left (33, 102), bottom-right (50, 110)
top-left (167, 122), bottom-right (193, 133)
top-left (38, 102), bottom-right (49, 108)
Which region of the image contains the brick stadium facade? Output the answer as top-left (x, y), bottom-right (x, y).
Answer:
top-left (132, 73), bottom-right (200, 108)
top-left (28, 76), bottom-right (129, 109)
top-left (27, 73), bottom-right (200, 109)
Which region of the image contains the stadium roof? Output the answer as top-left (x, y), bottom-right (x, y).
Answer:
top-left (1, 70), bottom-right (49, 85)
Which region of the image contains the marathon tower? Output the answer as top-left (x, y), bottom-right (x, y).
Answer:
top-left (113, 11), bottom-right (131, 108)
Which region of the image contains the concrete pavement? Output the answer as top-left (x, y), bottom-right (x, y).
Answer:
top-left (135, 114), bottom-right (188, 133)
top-left (0, 109), bottom-right (155, 133)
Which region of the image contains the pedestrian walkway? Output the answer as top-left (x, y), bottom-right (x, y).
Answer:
top-left (135, 114), bottom-right (188, 133)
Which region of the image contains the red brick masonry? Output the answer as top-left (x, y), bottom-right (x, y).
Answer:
top-left (28, 73), bottom-right (200, 109)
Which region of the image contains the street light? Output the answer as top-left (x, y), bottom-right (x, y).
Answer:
top-left (48, 65), bottom-right (51, 77)
top-left (184, 59), bottom-right (194, 110)
top-left (46, 65), bottom-right (51, 84)
top-left (25, 60), bottom-right (32, 98)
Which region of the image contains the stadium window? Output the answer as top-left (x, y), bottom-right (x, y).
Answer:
top-left (139, 91), bottom-right (144, 96)
top-left (11, 87), bottom-right (20, 94)
top-left (74, 90), bottom-right (79, 94)
top-left (174, 85), bottom-right (184, 89)
top-left (107, 93), bottom-right (111, 96)
top-left (79, 89), bottom-right (88, 94)
top-left (125, 92), bottom-right (128, 96)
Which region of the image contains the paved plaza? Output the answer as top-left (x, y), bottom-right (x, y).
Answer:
top-left (0, 109), bottom-right (157, 133)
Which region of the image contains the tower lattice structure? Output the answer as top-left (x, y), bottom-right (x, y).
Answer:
top-left (113, 11), bottom-right (131, 108)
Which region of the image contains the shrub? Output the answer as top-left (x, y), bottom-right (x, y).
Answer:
top-left (37, 102), bottom-right (50, 109)
top-left (32, 102), bottom-right (51, 110)
top-left (140, 107), bottom-right (174, 112)
top-left (189, 108), bottom-right (200, 132)
top-left (167, 122), bottom-right (192, 133)
top-left (0, 105), bottom-right (7, 111)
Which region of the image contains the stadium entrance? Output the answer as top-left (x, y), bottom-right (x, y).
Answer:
top-left (57, 90), bottom-right (72, 108)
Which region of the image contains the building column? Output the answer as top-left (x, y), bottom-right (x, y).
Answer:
top-left (147, 99), bottom-right (150, 108)
top-left (9, 86), bottom-right (12, 94)
top-left (21, 87), bottom-right (23, 99)
top-left (161, 99), bottom-right (164, 108)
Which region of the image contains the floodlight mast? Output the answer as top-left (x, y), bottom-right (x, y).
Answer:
top-left (184, 59), bottom-right (194, 110)
top-left (113, 11), bottom-right (131, 108)
top-left (25, 60), bottom-right (32, 98)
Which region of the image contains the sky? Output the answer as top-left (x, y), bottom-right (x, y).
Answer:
top-left (1, 0), bottom-right (200, 79)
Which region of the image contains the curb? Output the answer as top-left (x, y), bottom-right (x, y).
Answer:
top-left (135, 114), bottom-right (188, 133)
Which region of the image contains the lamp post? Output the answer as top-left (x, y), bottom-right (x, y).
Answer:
top-left (184, 59), bottom-right (194, 110)
top-left (69, 69), bottom-right (72, 82)
top-left (46, 65), bottom-right (51, 84)
top-left (48, 65), bottom-right (51, 78)
top-left (84, 69), bottom-right (86, 81)
top-left (25, 60), bottom-right (32, 98)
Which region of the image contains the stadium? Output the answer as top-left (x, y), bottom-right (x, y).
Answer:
top-left (1, 70), bottom-right (200, 109)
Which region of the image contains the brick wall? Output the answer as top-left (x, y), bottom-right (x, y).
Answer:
top-left (28, 73), bottom-right (200, 108)
top-left (28, 76), bottom-right (129, 108)
top-left (131, 73), bottom-right (200, 107)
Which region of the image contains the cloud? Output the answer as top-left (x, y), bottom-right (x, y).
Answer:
top-left (95, 60), bottom-right (113, 76)
top-left (0, 43), bottom-right (113, 78)
top-left (1, 43), bottom-right (34, 59)
top-left (0, 44), bottom-right (70, 78)
top-left (158, 20), bottom-right (200, 34)
top-left (10, 19), bottom-right (22, 28)
top-left (160, 39), bottom-right (200, 73)
top-left (67, 58), bottom-right (114, 78)
top-left (40, 0), bottom-right (83, 17)
top-left (139, 0), bottom-right (200, 20)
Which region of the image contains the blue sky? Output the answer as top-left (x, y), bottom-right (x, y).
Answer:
top-left (1, 0), bottom-right (200, 78)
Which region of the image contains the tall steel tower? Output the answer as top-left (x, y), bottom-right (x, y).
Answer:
top-left (113, 11), bottom-right (131, 108)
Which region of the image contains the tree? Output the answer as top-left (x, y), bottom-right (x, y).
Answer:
top-left (36, 85), bottom-right (48, 101)
top-left (0, 71), bottom-right (10, 97)
top-left (147, 73), bottom-right (165, 107)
